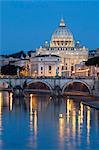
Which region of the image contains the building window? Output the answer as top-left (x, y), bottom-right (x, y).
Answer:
top-left (41, 67), bottom-right (43, 70)
top-left (49, 66), bottom-right (51, 71)
top-left (71, 65), bottom-right (74, 71)
top-left (61, 41), bottom-right (63, 45)
top-left (62, 66), bottom-right (64, 70)
top-left (57, 41), bottom-right (59, 45)
top-left (66, 63), bottom-right (67, 70)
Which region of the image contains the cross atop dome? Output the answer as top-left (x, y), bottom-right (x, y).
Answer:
top-left (59, 18), bottom-right (65, 27)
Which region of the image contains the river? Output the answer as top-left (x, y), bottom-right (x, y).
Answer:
top-left (0, 91), bottom-right (99, 150)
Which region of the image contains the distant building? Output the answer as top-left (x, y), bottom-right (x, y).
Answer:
top-left (88, 50), bottom-right (96, 58)
top-left (30, 54), bottom-right (61, 77)
top-left (88, 48), bottom-right (99, 58)
top-left (14, 57), bottom-right (30, 76)
top-left (33, 18), bottom-right (88, 76)
top-left (0, 18), bottom-right (91, 77)
top-left (95, 48), bottom-right (99, 56)
top-left (0, 53), bottom-right (30, 76)
top-left (74, 62), bottom-right (89, 77)
top-left (0, 55), bottom-right (17, 75)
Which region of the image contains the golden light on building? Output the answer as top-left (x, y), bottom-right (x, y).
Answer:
top-left (50, 18), bottom-right (74, 48)
top-left (30, 18), bottom-right (88, 77)
top-left (87, 106), bottom-right (91, 145)
top-left (19, 62), bottom-right (30, 77)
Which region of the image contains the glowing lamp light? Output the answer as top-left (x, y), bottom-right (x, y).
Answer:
top-left (59, 113), bottom-right (63, 118)
top-left (34, 110), bottom-right (37, 116)
top-left (30, 94), bottom-right (33, 98)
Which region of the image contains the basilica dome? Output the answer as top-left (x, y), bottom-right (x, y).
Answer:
top-left (50, 18), bottom-right (74, 48)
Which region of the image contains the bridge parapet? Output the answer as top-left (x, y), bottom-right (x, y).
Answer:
top-left (0, 77), bottom-right (96, 95)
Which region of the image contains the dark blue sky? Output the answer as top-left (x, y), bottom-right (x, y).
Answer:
top-left (1, 0), bottom-right (99, 54)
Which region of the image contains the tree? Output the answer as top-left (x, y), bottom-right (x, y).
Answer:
top-left (1, 64), bottom-right (17, 75)
top-left (1, 64), bottom-right (22, 75)
top-left (3, 51), bottom-right (26, 58)
top-left (85, 56), bottom-right (99, 66)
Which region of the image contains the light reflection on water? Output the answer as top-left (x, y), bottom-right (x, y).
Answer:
top-left (0, 91), bottom-right (99, 150)
top-left (0, 92), bottom-right (3, 149)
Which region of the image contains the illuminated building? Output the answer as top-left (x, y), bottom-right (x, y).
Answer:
top-left (35, 18), bottom-right (88, 76)
top-left (75, 62), bottom-right (90, 77)
top-left (0, 18), bottom-right (90, 77)
top-left (30, 54), bottom-right (61, 77)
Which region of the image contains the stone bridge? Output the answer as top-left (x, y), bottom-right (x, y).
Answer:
top-left (0, 77), bottom-right (97, 95)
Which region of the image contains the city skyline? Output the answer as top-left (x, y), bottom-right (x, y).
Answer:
top-left (0, 1), bottom-right (99, 150)
top-left (1, 0), bottom-right (99, 54)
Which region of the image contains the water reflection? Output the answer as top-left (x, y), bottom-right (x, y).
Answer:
top-left (80, 102), bottom-right (84, 124)
top-left (87, 106), bottom-right (91, 145)
top-left (59, 115), bottom-right (65, 148)
top-left (72, 110), bottom-right (76, 139)
top-left (29, 94), bottom-right (33, 132)
top-left (0, 92), bottom-right (3, 131)
top-left (78, 109), bottom-right (81, 144)
top-left (34, 111), bottom-right (37, 136)
top-left (0, 92), bottom-right (2, 114)
top-left (0, 91), bottom-right (98, 150)
top-left (29, 94), bottom-right (38, 136)
top-left (66, 99), bottom-right (70, 124)
top-left (9, 93), bottom-right (13, 111)
top-left (0, 92), bottom-right (3, 148)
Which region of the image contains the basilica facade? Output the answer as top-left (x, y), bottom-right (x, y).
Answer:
top-left (31, 18), bottom-right (88, 77)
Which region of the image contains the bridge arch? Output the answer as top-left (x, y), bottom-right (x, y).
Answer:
top-left (26, 80), bottom-right (53, 94)
top-left (62, 80), bottom-right (92, 95)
